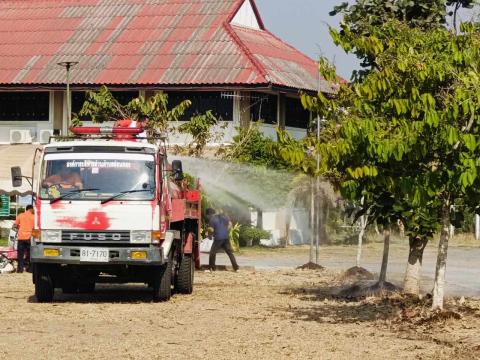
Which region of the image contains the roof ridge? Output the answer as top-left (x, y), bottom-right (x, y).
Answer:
top-left (223, 22), bottom-right (268, 83)
top-left (261, 28), bottom-right (347, 84)
top-left (262, 28), bottom-right (317, 66)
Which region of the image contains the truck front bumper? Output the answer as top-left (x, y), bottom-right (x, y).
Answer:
top-left (30, 243), bottom-right (165, 266)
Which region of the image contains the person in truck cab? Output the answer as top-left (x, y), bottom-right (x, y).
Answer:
top-left (14, 205), bottom-right (34, 273)
top-left (206, 208), bottom-right (239, 272)
top-left (44, 167), bottom-right (83, 190)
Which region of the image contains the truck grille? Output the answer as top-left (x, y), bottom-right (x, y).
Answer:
top-left (61, 231), bottom-right (130, 243)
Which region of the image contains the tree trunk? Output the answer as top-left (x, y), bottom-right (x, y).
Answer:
top-left (356, 213), bottom-right (367, 267)
top-left (378, 227), bottom-right (390, 287)
top-left (324, 202), bottom-right (331, 244)
top-left (355, 197), bottom-right (368, 267)
top-left (432, 204), bottom-right (451, 310)
top-left (374, 221), bottom-right (380, 235)
top-left (403, 236), bottom-right (428, 295)
top-left (284, 208), bottom-right (291, 248)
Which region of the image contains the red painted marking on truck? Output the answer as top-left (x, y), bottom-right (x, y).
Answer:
top-left (50, 202), bottom-right (65, 210)
top-left (151, 199), bottom-right (157, 222)
top-left (56, 211), bottom-right (111, 230)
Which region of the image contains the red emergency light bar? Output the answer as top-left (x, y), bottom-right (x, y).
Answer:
top-left (70, 127), bottom-right (143, 135)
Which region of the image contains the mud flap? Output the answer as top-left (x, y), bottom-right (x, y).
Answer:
top-left (184, 233), bottom-right (194, 254)
top-left (161, 230), bottom-right (180, 261)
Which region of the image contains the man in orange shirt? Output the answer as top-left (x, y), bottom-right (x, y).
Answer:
top-left (14, 205), bottom-right (34, 273)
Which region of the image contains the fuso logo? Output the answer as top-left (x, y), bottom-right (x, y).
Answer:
top-left (69, 233), bottom-right (123, 241)
top-left (91, 216), bottom-right (101, 226)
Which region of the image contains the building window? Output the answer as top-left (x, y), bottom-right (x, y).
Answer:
top-left (72, 91), bottom-right (87, 115)
top-left (72, 90), bottom-right (139, 120)
top-left (167, 91), bottom-right (233, 121)
top-left (250, 93), bottom-right (277, 125)
top-left (0, 92), bottom-right (49, 121)
top-left (285, 96), bottom-right (310, 129)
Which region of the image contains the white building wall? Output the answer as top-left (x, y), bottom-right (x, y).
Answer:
top-left (231, 0), bottom-right (261, 30)
top-left (285, 126), bottom-right (307, 140)
top-left (168, 121), bottom-right (237, 146)
top-left (0, 91), bottom-right (54, 144)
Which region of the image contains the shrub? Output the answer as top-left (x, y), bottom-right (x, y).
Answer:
top-left (239, 225), bottom-right (271, 247)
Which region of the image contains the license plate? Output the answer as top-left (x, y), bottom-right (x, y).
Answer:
top-left (80, 248), bottom-right (109, 262)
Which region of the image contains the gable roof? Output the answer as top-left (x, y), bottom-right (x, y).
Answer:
top-left (0, 0), bottom-right (333, 92)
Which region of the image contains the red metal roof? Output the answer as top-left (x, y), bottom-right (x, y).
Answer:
top-left (0, 0), bottom-right (332, 92)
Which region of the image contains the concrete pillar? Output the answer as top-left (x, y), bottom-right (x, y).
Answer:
top-left (240, 91), bottom-right (250, 128)
top-left (476, 214), bottom-right (480, 240)
top-left (277, 93), bottom-right (286, 130)
top-left (232, 91), bottom-right (241, 126)
top-left (144, 90), bottom-right (158, 99)
top-left (52, 91), bottom-right (64, 134)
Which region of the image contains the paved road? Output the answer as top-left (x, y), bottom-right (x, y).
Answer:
top-left (202, 243), bottom-right (480, 298)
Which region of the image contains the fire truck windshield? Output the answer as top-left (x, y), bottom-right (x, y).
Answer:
top-left (40, 153), bottom-right (156, 201)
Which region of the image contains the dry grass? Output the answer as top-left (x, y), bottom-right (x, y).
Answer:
top-left (1, 269), bottom-right (479, 359)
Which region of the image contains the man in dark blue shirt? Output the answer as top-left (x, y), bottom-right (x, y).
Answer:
top-left (207, 208), bottom-right (239, 271)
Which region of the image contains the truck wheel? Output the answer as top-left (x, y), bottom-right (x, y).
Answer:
top-left (152, 263), bottom-right (172, 302)
top-left (175, 254), bottom-right (194, 294)
top-left (78, 281), bottom-right (95, 293)
top-left (35, 265), bottom-right (54, 302)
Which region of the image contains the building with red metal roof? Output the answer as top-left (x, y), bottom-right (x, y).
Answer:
top-left (0, 0), bottom-right (335, 144)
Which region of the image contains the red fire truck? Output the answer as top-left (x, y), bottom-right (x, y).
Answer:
top-left (11, 126), bottom-right (201, 302)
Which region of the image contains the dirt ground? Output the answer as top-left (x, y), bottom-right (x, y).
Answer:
top-left (1, 269), bottom-right (479, 360)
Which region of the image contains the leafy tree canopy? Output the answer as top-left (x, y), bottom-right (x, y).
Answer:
top-left (75, 85), bottom-right (191, 135)
top-left (330, 0), bottom-right (478, 78)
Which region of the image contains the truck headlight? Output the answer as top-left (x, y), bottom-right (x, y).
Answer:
top-left (130, 231), bottom-right (152, 244)
top-left (41, 230), bottom-right (62, 243)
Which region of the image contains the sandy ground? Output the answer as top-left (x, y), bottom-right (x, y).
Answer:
top-left (0, 268), bottom-right (479, 360)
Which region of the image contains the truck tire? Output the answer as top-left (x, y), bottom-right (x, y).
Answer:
top-left (175, 254), bottom-right (194, 294)
top-left (152, 263), bottom-right (172, 302)
top-left (35, 265), bottom-right (54, 302)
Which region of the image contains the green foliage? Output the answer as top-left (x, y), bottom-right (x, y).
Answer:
top-left (222, 122), bottom-right (288, 169)
top-left (330, 0), bottom-right (477, 79)
top-left (229, 223), bottom-right (240, 252)
top-left (268, 130), bottom-right (319, 176)
top-left (76, 86), bottom-right (191, 135)
top-left (330, 0), bottom-right (448, 31)
top-left (298, 20), bottom-right (480, 241)
top-left (239, 225), bottom-right (271, 247)
top-left (178, 110), bottom-right (219, 156)
top-left (78, 85), bottom-right (126, 123)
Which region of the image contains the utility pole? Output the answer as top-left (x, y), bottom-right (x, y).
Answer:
top-left (315, 115), bottom-right (321, 264)
top-left (57, 61), bottom-right (79, 130)
top-left (310, 176), bottom-right (315, 264)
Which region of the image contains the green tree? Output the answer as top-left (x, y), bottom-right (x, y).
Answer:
top-left (178, 111), bottom-right (219, 157)
top-left (330, 0), bottom-right (477, 78)
top-left (76, 86), bottom-right (191, 136)
top-left (304, 21), bottom-right (480, 310)
top-left (223, 122), bottom-right (291, 169)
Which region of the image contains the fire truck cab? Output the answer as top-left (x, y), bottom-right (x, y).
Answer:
top-left (11, 127), bottom-right (201, 302)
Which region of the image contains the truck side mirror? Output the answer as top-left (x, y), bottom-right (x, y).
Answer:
top-left (11, 166), bottom-right (22, 187)
top-left (172, 160), bottom-right (184, 181)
